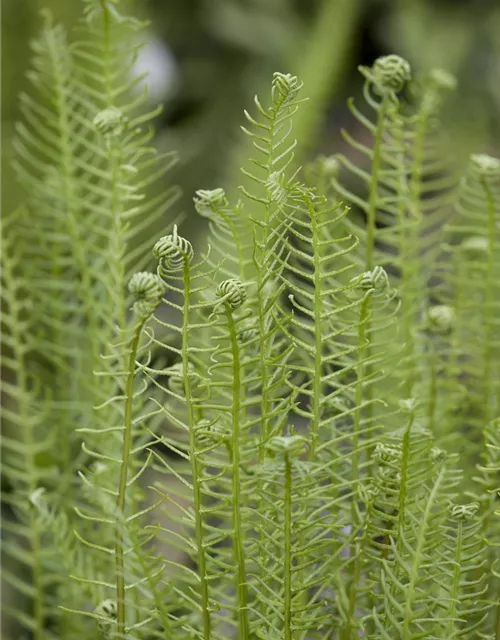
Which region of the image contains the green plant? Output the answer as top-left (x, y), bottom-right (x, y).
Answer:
top-left (3, 1), bottom-right (500, 639)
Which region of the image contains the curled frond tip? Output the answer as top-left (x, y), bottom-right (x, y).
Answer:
top-left (371, 54), bottom-right (411, 94)
top-left (216, 278), bottom-right (247, 310)
top-left (153, 225), bottom-right (194, 271)
top-left (194, 188), bottom-right (229, 217)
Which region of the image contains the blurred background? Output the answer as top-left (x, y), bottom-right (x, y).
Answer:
top-left (3, 0), bottom-right (500, 233)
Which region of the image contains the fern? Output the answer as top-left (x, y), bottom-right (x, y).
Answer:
top-left (4, 3), bottom-right (500, 639)
top-left (438, 155), bottom-right (500, 455)
top-left (1, 212), bottom-right (57, 638)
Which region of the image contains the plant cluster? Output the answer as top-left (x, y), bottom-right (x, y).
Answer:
top-left (3, 2), bottom-right (500, 640)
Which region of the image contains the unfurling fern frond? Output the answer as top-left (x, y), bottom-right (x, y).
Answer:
top-left (70, 269), bottom-right (166, 638)
top-left (141, 229), bottom-right (221, 638)
top-left (332, 56), bottom-right (456, 410)
top-left (240, 71), bottom-right (304, 208)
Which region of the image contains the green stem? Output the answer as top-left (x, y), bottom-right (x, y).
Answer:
top-left (115, 317), bottom-right (146, 637)
top-left (100, 0), bottom-right (127, 337)
top-left (346, 294), bottom-right (370, 629)
top-left (402, 467), bottom-right (445, 639)
top-left (352, 295), bottom-right (370, 484)
top-left (284, 452), bottom-right (293, 640)
top-left (449, 259), bottom-right (465, 442)
top-left (344, 502), bottom-right (373, 640)
top-left (428, 347), bottom-right (437, 437)
top-left (403, 114), bottom-right (427, 397)
top-left (483, 179), bottom-right (495, 420)
top-left (310, 198), bottom-right (322, 459)
top-left (48, 26), bottom-right (106, 518)
top-left (397, 416), bottom-right (413, 536)
top-left (100, 0), bottom-right (113, 105)
top-left (183, 264), bottom-right (211, 639)
top-left (226, 310), bottom-right (250, 639)
top-left (366, 97), bottom-right (388, 270)
top-left (257, 277), bottom-right (271, 459)
top-left (445, 519), bottom-right (463, 637)
top-left (362, 99), bottom-right (388, 434)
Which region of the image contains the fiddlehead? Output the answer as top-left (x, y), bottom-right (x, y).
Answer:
top-left (93, 107), bottom-right (128, 138)
top-left (153, 225), bottom-right (195, 272)
top-left (216, 278), bottom-right (247, 309)
top-left (371, 54), bottom-right (411, 95)
top-left (127, 271), bottom-right (164, 318)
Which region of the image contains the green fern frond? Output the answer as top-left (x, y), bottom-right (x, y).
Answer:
top-left (1, 211), bottom-right (60, 639)
top-left (431, 502), bottom-right (491, 638)
top-left (370, 458), bottom-right (460, 639)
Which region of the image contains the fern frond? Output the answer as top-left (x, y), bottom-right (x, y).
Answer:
top-left (370, 458), bottom-right (460, 639)
top-left (434, 154), bottom-right (500, 457)
top-left (431, 502), bottom-right (491, 638)
top-left (1, 211), bottom-right (60, 639)
top-left (240, 72), bottom-right (304, 207)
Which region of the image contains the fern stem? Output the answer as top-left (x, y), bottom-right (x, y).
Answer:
top-left (397, 415), bottom-right (413, 535)
top-left (387, 415), bottom-right (413, 613)
top-left (254, 269), bottom-right (273, 628)
top-left (402, 467), bottom-right (445, 639)
top-left (445, 518), bottom-right (463, 637)
top-left (100, 0), bottom-right (127, 338)
top-left (403, 113), bottom-right (427, 397)
top-left (449, 258), bottom-right (465, 440)
top-left (352, 294), bottom-right (370, 484)
top-left (345, 506), bottom-right (371, 640)
top-left (284, 451), bottom-right (293, 640)
top-left (183, 263), bottom-right (212, 639)
top-left (483, 178), bottom-right (496, 420)
top-left (115, 317), bottom-right (146, 637)
top-left (427, 345), bottom-right (437, 436)
top-left (44, 25), bottom-right (75, 504)
top-left (100, 0), bottom-right (113, 105)
top-left (363, 98), bottom-right (388, 438)
top-left (226, 309), bottom-right (250, 638)
top-left (366, 97), bottom-right (388, 270)
top-left (310, 197), bottom-right (322, 459)
top-left (347, 294), bottom-right (370, 621)
top-left (257, 279), bottom-right (271, 458)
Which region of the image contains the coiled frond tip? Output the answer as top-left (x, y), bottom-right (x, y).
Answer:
top-left (153, 225), bottom-right (194, 271)
top-left (128, 271), bottom-right (164, 316)
top-left (372, 54), bottom-right (411, 94)
top-left (216, 279), bottom-right (247, 310)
